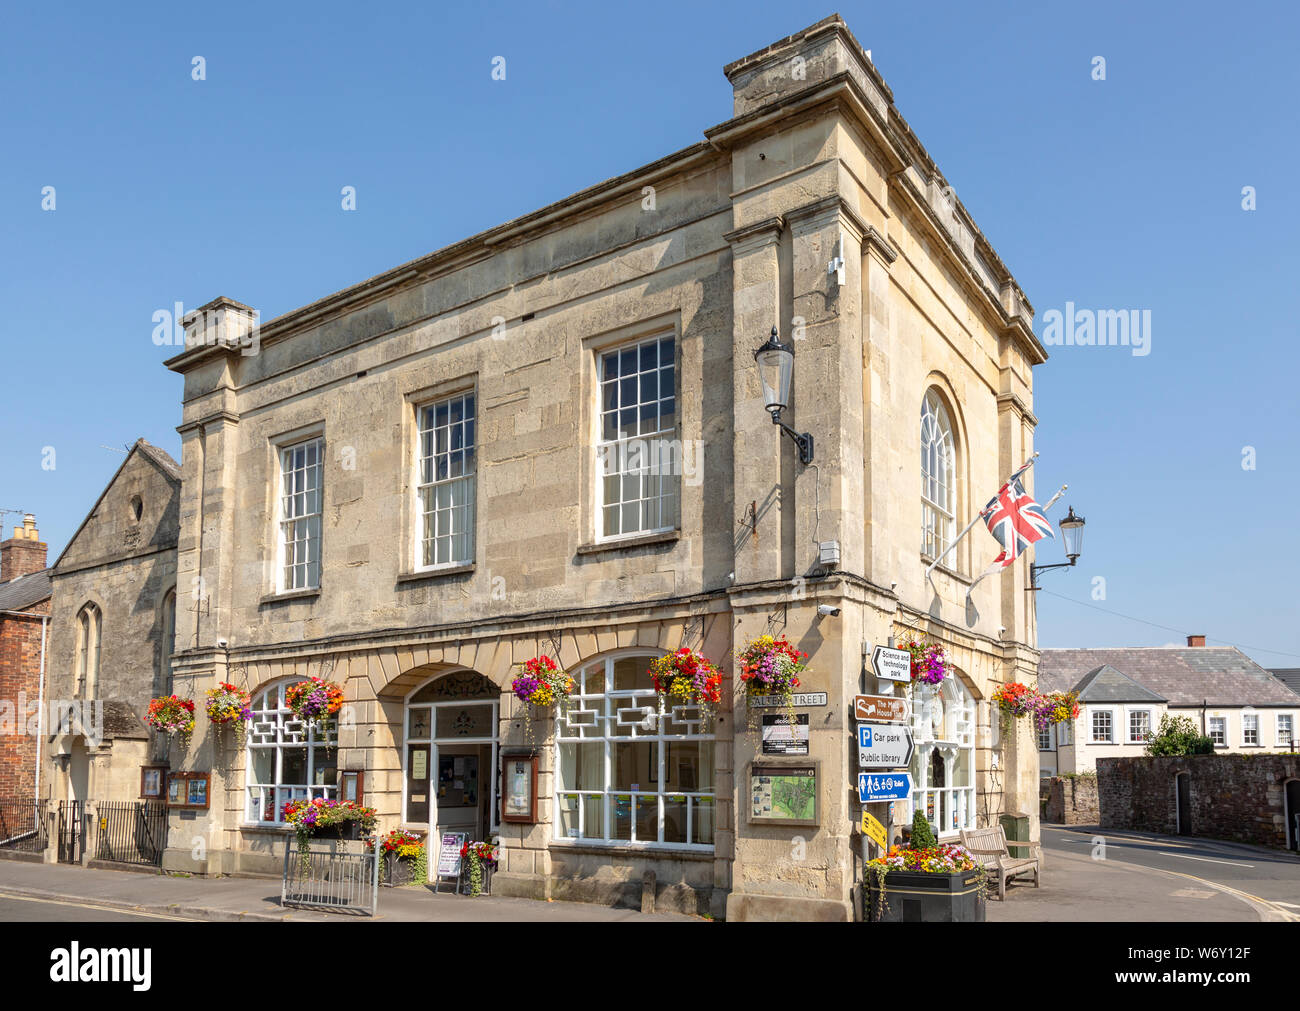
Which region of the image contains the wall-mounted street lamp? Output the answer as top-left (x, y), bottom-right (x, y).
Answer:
top-left (1029, 506), bottom-right (1086, 590)
top-left (753, 326), bottom-right (814, 465)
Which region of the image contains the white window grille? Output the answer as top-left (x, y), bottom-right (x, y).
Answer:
top-left (245, 682), bottom-right (337, 824)
top-left (555, 653), bottom-right (713, 848)
top-left (279, 438), bottom-right (323, 591)
top-left (1278, 715), bottom-right (1294, 748)
top-left (1129, 709), bottom-right (1151, 743)
top-left (1208, 717), bottom-right (1227, 747)
top-left (597, 335), bottom-right (678, 540)
top-left (1242, 713), bottom-right (1259, 746)
top-left (1091, 710), bottom-right (1113, 743)
top-left (907, 677), bottom-right (976, 836)
top-left (416, 393), bottom-right (476, 568)
top-left (920, 390), bottom-right (956, 560)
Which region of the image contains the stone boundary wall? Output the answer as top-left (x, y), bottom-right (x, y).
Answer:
top-left (1097, 754), bottom-right (1300, 849)
top-left (1044, 775), bottom-right (1099, 825)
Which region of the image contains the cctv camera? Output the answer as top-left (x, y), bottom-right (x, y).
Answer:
top-left (817, 604), bottom-right (840, 618)
top-left (889, 581), bottom-right (898, 592)
top-left (216, 638), bottom-right (229, 649)
top-left (998, 626), bottom-right (1007, 636)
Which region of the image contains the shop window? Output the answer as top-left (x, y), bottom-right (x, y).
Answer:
top-left (244, 682), bottom-right (337, 824)
top-left (907, 675), bottom-right (975, 836)
top-left (555, 653), bottom-right (714, 848)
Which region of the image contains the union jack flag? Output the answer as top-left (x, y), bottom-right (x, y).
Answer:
top-left (979, 460), bottom-right (1053, 570)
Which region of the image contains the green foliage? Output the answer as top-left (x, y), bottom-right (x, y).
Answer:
top-left (1145, 714), bottom-right (1215, 756)
top-left (910, 809), bottom-right (938, 850)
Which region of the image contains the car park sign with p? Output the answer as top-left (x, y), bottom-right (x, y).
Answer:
top-left (857, 722), bottom-right (915, 769)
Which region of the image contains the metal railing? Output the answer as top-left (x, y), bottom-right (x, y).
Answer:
top-left (0, 798), bottom-right (48, 854)
top-left (281, 839), bottom-right (379, 916)
top-left (92, 801), bottom-right (167, 867)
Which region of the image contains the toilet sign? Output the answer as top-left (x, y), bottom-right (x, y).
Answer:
top-left (857, 722), bottom-right (915, 768)
top-left (857, 772), bottom-right (912, 802)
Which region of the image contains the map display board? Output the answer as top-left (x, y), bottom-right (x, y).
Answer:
top-left (749, 763), bottom-right (819, 826)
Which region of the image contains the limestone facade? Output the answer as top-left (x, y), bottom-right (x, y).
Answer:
top-left (156, 16), bottom-right (1046, 919)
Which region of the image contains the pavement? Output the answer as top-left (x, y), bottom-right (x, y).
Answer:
top-left (988, 824), bottom-right (1300, 922)
top-left (0, 859), bottom-right (698, 923)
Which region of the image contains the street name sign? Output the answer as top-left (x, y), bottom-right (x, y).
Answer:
top-left (857, 772), bottom-right (912, 803)
top-left (857, 722), bottom-right (915, 769)
top-left (748, 692), bottom-right (828, 708)
top-left (871, 645), bottom-right (912, 683)
top-left (853, 694), bottom-right (908, 723)
top-left (861, 810), bottom-right (887, 851)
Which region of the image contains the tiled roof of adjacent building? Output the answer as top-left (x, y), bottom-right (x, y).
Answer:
top-left (1039, 647), bottom-right (1300, 707)
top-left (0, 567), bottom-right (52, 612)
top-left (1269, 669), bottom-right (1300, 695)
top-left (1070, 664), bottom-right (1166, 703)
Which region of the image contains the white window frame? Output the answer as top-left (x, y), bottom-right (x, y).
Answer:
top-left (276, 436), bottom-right (324, 592)
top-left (1277, 714), bottom-right (1294, 748)
top-left (244, 681), bottom-right (338, 825)
top-left (595, 334), bottom-right (679, 543)
top-left (907, 677), bottom-right (976, 837)
top-left (1128, 708), bottom-right (1153, 744)
top-left (1091, 708), bottom-right (1114, 743)
top-left (554, 651), bottom-right (715, 851)
top-left (414, 392), bottom-right (477, 571)
top-left (1037, 725), bottom-right (1054, 752)
top-left (920, 390), bottom-right (957, 561)
top-left (1242, 712), bottom-right (1259, 746)
top-left (1208, 716), bottom-right (1227, 747)
top-left (1057, 719), bottom-right (1073, 746)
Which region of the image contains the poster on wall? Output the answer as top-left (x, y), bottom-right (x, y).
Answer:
top-left (748, 763), bottom-right (819, 826)
top-left (761, 713), bottom-right (810, 755)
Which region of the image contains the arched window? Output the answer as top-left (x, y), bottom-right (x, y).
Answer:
top-left (908, 674), bottom-right (976, 836)
top-left (921, 390), bottom-right (957, 560)
top-left (555, 652), bottom-right (715, 848)
top-left (75, 603), bottom-right (101, 698)
top-left (245, 682), bottom-right (337, 824)
top-left (159, 590), bottom-right (176, 696)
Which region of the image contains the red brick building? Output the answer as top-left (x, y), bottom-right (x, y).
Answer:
top-left (0, 515), bottom-right (51, 801)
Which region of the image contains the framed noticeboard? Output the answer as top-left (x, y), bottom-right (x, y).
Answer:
top-left (338, 770), bottom-right (364, 804)
top-left (166, 771), bottom-right (210, 810)
top-left (140, 766), bottom-right (167, 800)
top-left (748, 761), bottom-right (819, 827)
top-left (501, 752), bottom-right (538, 823)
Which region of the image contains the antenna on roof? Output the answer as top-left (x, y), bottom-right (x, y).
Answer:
top-left (99, 445), bottom-right (130, 455)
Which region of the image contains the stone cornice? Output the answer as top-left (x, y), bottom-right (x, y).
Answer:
top-left (722, 215), bottom-right (785, 250)
top-left (997, 391), bottom-right (1039, 427)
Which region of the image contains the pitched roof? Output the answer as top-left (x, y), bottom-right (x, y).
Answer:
top-left (1071, 664), bottom-right (1166, 703)
top-left (1040, 647), bottom-right (1300, 707)
top-left (0, 567), bottom-right (52, 612)
top-left (1270, 669), bottom-right (1300, 696)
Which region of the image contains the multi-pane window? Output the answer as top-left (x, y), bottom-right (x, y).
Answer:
top-left (1037, 725), bottom-right (1053, 752)
top-left (417, 393), bottom-right (476, 568)
top-left (1278, 715), bottom-right (1294, 748)
top-left (597, 335), bottom-right (678, 540)
top-left (555, 654), bottom-right (713, 848)
top-left (908, 678), bottom-right (976, 835)
top-left (1208, 716), bottom-right (1227, 747)
top-left (1091, 710), bottom-right (1113, 743)
top-left (279, 438), bottom-right (323, 591)
top-left (75, 603), bottom-right (101, 698)
top-left (1129, 709), bottom-right (1151, 743)
top-left (920, 390), bottom-right (956, 559)
top-left (245, 683), bottom-right (337, 824)
top-left (1242, 713), bottom-right (1259, 746)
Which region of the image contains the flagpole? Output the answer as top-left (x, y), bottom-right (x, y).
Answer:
top-left (925, 453), bottom-right (1038, 597)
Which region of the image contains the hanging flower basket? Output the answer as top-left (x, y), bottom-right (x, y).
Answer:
top-left (992, 681), bottom-right (1037, 736)
top-left (1038, 690), bottom-right (1080, 729)
top-left (649, 647), bottom-right (723, 726)
top-left (906, 640), bottom-right (951, 686)
top-left (206, 682), bottom-right (252, 745)
top-left (510, 656), bottom-right (574, 743)
top-left (736, 634), bottom-right (807, 731)
top-left (286, 677), bottom-right (345, 726)
top-left (147, 695), bottom-right (195, 738)
top-left (459, 840), bottom-right (498, 897)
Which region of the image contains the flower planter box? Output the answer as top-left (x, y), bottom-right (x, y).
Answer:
top-left (864, 868), bottom-right (985, 923)
top-left (458, 864), bottom-right (494, 896)
top-left (382, 854), bottom-right (419, 887)
top-left (310, 822), bottom-right (364, 842)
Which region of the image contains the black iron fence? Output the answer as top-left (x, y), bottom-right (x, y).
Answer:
top-left (56, 800), bottom-right (82, 863)
top-left (92, 801), bottom-right (167, 867)
top-left (282, 839), bottom-right (379, 916)
top-left (0, 798), bottom-right (48, 854)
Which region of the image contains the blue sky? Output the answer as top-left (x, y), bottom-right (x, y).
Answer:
top-left (1, 2), bottom-right (1296, 666)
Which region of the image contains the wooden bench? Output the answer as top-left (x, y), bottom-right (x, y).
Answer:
top-left (959, 826), bottom-right (1041, 900)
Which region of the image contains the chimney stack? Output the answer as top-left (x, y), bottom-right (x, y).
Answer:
top-left (0, 514), bottom-right (47, 583)
top-left (1186, 634), bottom-right (1206, 647)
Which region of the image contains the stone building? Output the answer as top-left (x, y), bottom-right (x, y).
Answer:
top-left (0, 515), bottom-right (51, 802)
top-left (1039, 639), bottom-right (1300, 775)
top-left (41, 440), bottom-right (181, 806)
top-left (157, 15), bottom-right (1045, 920)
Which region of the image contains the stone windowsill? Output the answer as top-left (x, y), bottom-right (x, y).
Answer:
top-left (258, 588), bottom-right (321, 606)
top-left (920, 556), bottom-right (972, 586)
top-left (576, 530), bottom-right (680, 556)
top-left (549, 840), bottom-right (715, 862)
top-left (239, 823), bottom-right (293, 833)
top-left (396, 564), bottom-right (476, 585)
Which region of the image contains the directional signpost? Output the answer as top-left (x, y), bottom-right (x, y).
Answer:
top-left (853, 694), bottom-right (908, 723)
top-left (857, 722), bottom-right (915, 769)
top-left (861, 810), bottom-right (887, 851)
top-left (871, 644), bottom-right (912, 683)
top-left (857, 771), bottom-right (912, 803)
